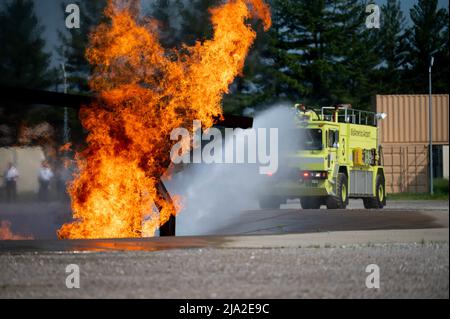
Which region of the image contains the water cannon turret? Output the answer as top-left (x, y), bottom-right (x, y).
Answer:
top-left (295, 103), bottom-right (307, 113)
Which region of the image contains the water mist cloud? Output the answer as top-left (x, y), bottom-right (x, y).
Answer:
top-left (166, 104), bottom-right (301, 235)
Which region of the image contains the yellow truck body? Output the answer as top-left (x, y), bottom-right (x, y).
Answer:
top-left (259, 105), bottom-right (387, 209)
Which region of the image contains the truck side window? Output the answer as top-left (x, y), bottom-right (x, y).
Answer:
top-left (328, 131), bottom-right (333, 148)
top-left (333, 131), bottom-right (339, 148)
top-left (328, 130), bottom-right (339, 148)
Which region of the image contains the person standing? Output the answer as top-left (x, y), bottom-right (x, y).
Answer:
top-left (5, 162), bottom-right (19, 203)
top-left (38, 161), bottom-right (54, 202)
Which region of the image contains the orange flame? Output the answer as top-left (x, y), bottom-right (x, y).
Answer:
top-left (58, 0), bottom-right (271, 239)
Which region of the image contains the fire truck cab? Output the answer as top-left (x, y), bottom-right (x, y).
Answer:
top-left (259, 104), bottom-right (387, 210)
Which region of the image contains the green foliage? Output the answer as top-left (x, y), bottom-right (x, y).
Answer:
top-left (403, 0), bottom-right (449, 94)
top-left (54, 0), bottom-right (449, 114)
top-left (229, 0), bottom-right (449, 113)
top-left (374, 0), bottom-right (408, 93)
top-left (434, 178), bottom-right (449, 195)
top-left (178, 0), bottom-right (219, 46)
top-left (3, 0), bottom-right (448, 115)
top-left (0, 0), bottom-right (53, 89)
top-left (227, 0), bottom-right (382, 112)
top-left (388, 192), bottom-right (448, 200)
top-left (58, 0), bottom-right (107, 93)
top-left (150, 0), bottom-right (185, 47)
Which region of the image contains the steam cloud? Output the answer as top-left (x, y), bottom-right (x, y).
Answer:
top-left (167, 105), bottom-right (301, 235)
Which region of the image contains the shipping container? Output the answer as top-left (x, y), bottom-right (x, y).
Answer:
top-left (376, 94), bottom-right (449, 145)
top-left (382, 144), bottom-right (429, 193)
top-left (376, 95), bottom-right (449, 193)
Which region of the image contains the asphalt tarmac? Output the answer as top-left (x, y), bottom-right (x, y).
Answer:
top-left (1, 199), bottom-right (448, 252)
top-left (0, 199), bottom-right (448, 298)
top-left (0, 199), bottom-right (448, 239)
top-left (0, 208), bottom-right (448, 252)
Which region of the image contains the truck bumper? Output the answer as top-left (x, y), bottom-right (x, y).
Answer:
top-left (261, 180), bottom-right (331, 198)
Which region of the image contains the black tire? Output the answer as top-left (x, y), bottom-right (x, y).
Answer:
top-left (326, 173), bottom-right (348, 209)
top-left (300, 197), bottom-right (322, 209)
top-left (258, 196), bottom-right (283, 210)
top-left (363, 174), bottom-right (386, 209)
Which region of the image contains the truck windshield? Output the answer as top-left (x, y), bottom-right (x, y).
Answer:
top-left (299, 129), bottom-right (323, 150)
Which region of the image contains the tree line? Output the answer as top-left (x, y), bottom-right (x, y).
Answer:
top-left (230, 0), bottom-right (449, 111)
top-left (0, 0), bottom-right (448, 113)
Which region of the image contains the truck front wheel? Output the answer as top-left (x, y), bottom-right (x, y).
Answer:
top-left (363, 174), bottom-right (386, 209)
top-left (326, 173), bottom-right (348, 209)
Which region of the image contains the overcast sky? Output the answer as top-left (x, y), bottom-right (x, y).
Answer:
top-left (23, 0), bottom-right (449, 67)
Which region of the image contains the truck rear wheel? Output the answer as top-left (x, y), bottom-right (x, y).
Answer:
top-left (363, 174), bottom-right (386, 209)
top-left (258, 196), bottom-right (283, 210)
top-left (300, 197), bottom-right (322, 209)
top-left (326, 173), bottom-right (348, 209)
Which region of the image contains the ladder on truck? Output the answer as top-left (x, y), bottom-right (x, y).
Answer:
top-left (318, 106), bottom-right (379, 126)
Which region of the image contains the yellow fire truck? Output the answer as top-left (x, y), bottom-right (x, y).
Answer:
top-left (259, 104), bottom-right (387, 210)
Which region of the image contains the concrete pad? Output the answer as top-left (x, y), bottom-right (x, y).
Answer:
top-left (223, 228), bottom-right (449, 248)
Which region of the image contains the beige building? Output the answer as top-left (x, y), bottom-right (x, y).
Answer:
top-left (0, 146), bottom-right (45, 193)
top-left (376, 94), bottom-right (449, 193)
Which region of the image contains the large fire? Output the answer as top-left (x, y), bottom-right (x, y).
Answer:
top-left (58, 0), bottom-right (271, 239)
